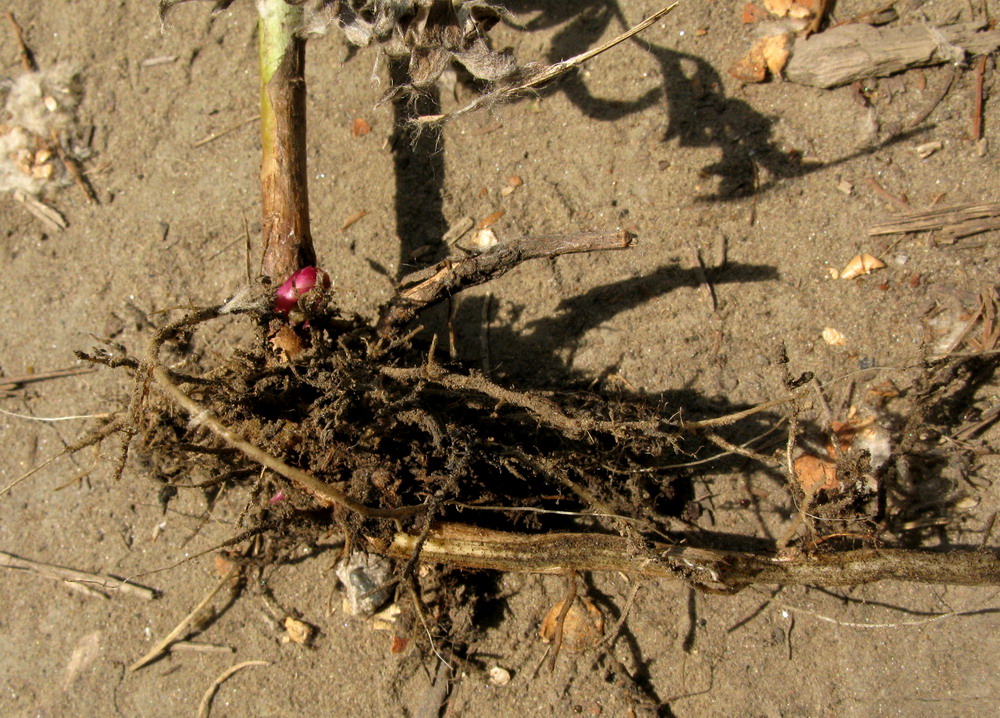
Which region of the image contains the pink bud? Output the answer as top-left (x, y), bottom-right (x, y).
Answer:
top-left (274, 266), bottom-right (330, 315)
top-left (268, 491), bottom-right (287, 505)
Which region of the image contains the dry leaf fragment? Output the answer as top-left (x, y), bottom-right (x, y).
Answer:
top-left (728, 33), bottom-right (791, 82)
top-left (741, 3), bottom-right (769, 23)
top-left (351, 117), bottom-right (372, 137)
top-left (539, 596), bottom-right (604, 652)
top-left (214, 553), bottom-right (237, 577)
top-left (822, 326), bottom-right (846, 345)
top-left (269, 324), bottom-right (306, 360)
top-left (867, 379), bottom-right (900, 399)
top-left (763, 0), bottom-right (793, 15)
top-left (63, 631), bottom-right (102, 692)
top-left (761, 33), bottom-right (792, 75)
top-left (828, 419), bottom-right (869, 454)
top-left (282, 617), bottom-right (314, 645)
top-left (793, 453), bottom-right (839, 494)
top-left (763, 0), bottom-right (820, 19)
top-left (728, 43), bottom-right (767, 82)
top-left (840, 253), bottom-right (886, 279)
top-left (501, 175), bottom-right (523, 197)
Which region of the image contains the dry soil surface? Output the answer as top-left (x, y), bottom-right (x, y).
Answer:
top-left (1, 1), bottom-right (999, 716)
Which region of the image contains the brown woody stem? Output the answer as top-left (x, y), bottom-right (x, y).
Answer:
top-left (376, 230), bottom-right (634, 337)
top-left (382, 524), bottom-right (1000, 591)
top-left (258, 0), bottom-right (315, 283)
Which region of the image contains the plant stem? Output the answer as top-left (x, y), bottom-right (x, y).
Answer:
top-left (384, 524), bottom-right (1000, 589)
top-left (258, 0), bottom-right (315, 284)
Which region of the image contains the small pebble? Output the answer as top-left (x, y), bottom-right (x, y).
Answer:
top-left (488, 666), bottom-right (511, 686)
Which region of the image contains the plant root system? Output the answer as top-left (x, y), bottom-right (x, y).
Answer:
top-left (66, 230), bottom-right (1000, 615)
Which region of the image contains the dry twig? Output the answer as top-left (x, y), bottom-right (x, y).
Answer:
top-left (376, 230), bottom-right (634, 337)
top-left (192, 115), bottom-right (261, 148)
top-left (11, 189), bottom-right (67, 231)
top-left (415, 4), bottom-right (678, 126)
top-left (785, 22), bottom-right (1000, 88)
top-left (381, 523), bottom-right (1000, 590)
top-left (0, 550), bottom-right (157, 600)
top-left (128, 565), bottom-right (239, 671)
top-left (547, 572), bottom-right (578, 671)
top-left (972, 54), bottom-right (988, 140)
top-left (5, 11), bottom-right (37, 71)
top-left (197, 660), bottom-right (270, 718)
top-left (869, 201), bottom-right (1000, 240)
top-left (0, 366), bottom-right (94, 391)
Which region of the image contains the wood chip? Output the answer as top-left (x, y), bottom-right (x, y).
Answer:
top-left (477, 209), bottom-right (505, 229)
top-left (340, 209), bottom-right (368, 231)
top-left (785, 22), bottom-right (1000, 88)
top-left (869, 202), bottom-right (1000, 240)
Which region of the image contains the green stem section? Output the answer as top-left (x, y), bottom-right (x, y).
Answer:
top-left (258, 0), bottom-right (315, 284)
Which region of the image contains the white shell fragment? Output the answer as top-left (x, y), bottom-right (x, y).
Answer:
top-left (840, 253), bottom-right (886, 280)
top-left (915, 141), bottom-right (943, 159)
top-left (468, 228), bottom-right (499, 252)
top-left (488, 665), bottom-right (511, 686)
top-left (822, 327), bottom-right (847, 346)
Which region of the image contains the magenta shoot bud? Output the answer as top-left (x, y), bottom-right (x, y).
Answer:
top-left (274, 266), bottom-right (331, 315)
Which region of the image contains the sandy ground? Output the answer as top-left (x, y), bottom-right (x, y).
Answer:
top-left (1, 0), bottom-right (999, 716)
